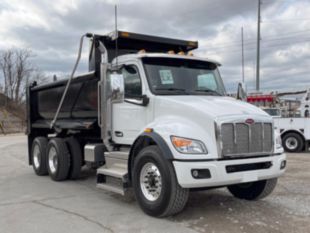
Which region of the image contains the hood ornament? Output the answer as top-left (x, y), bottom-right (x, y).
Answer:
top-left (245, 118), bottom-right (255, 125)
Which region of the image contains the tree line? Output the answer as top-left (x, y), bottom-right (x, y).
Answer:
top-left (0, 49), bottom-right (47, 105)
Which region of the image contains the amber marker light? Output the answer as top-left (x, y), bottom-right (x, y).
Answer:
top-left (144, 128), bottom-right (153, 133)
top-left (121, 32), bottom-right (130, 37)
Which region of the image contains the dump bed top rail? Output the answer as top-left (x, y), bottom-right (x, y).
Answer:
top-left (88, 30), bottom-right (198, 72)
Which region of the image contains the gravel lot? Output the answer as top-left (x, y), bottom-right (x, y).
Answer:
top-left (1, 135), bottom-right (309, 233)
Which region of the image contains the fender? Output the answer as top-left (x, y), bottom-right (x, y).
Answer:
top-left (128, 131), bottom-right (174, 181)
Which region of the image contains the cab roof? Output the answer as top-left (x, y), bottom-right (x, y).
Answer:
top-left (114, 53), bottom-right (221, 66)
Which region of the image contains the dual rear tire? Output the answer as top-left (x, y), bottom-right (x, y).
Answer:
top-left (31, 137), bottom-right (82, 181)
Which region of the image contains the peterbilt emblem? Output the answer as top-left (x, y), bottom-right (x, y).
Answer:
top-left (245, 118), bottom-right (255, 124)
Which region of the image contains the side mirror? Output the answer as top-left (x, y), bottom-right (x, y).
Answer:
top-left (237, 82), bottom-right (247, 101)
top-left (125, 95), bottom-right (150, 107)
top-left (110, 73), bottom-right (124, 103)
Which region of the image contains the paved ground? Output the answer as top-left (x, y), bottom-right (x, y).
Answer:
top-left (0, 135), bottom-right (309, 233)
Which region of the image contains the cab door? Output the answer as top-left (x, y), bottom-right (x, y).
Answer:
top-left (111, 63), bottom-right (147, 145)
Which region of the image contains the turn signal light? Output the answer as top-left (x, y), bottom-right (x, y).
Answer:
top-left (171, 137), bottom-right (192, 147)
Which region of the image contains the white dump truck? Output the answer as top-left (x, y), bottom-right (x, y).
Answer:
top-left (27, 31), bottom-right (286, 217)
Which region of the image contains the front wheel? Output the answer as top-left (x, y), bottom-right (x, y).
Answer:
top-left (227, 178), bottom-right (278, 200)
top-left (132, 146), bottom-right (189, 217)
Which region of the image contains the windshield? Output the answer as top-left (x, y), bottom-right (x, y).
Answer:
top-left (143, 57), bottom-right (226, 96)
top-left (263, 108), bottom-right (281, 116)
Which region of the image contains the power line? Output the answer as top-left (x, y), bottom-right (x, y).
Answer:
top-left (201, 31), bottom-right (310, 50)
top-left (200, 28), bottom-right (310, 49)
top-left (204, 38), bottom-right (310, 55)
top-left (262, 18), bottom-right (310, 23)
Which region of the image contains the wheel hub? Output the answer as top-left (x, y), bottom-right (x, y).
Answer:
top-left (33, 145), bottom-right (41, 169)
top-left (48, 147), bottom-right (58, 174)
top-left (140, 162), bottom-right (162, 201)
top-left (285, 137), bottom-right (298, 150)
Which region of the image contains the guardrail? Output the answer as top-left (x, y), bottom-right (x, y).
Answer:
top-left (0, 120), bottom-right (26, 134)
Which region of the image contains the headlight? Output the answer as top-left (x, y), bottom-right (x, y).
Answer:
top-left (171, 136), bottom-right (207, 154)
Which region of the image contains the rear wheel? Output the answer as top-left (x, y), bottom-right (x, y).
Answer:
top-left (31, 137), bottom-right (48, 176)
top-left (132, 145), bottom-right (189, 217)
top-left (46, 138), bottom-right (70, 181)
top-left (227, 178), bottom-right (278, 200)
top-left (282, 132), bottom-right (304, 152)
top-left (65, 137), bottom-right (82, 180)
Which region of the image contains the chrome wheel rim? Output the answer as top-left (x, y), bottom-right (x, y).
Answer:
top-left (285, 137), bottom-right (298, 150)
top-left (140, 162), bottom-right (162, 201)
top-left (33, 144), bottom-right (40, 169)
top-left (48, 146), bottom-right (58, 174)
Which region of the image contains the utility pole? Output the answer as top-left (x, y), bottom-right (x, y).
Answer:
top-left (256, 0), bottom-right (262, 91)
top-left (115, 4), bottom-right (118, 67)
top-left (241, 27), bottom-right (245, 83)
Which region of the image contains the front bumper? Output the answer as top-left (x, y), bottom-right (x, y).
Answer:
top-left (173, 153), bottom-right (286, 188)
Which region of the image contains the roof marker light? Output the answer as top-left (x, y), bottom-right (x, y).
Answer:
top-left (144, 128), bottom-right (153, 133)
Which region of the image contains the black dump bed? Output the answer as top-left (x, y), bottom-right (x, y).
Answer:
top-left (28, 72), bottom-right (99, 130)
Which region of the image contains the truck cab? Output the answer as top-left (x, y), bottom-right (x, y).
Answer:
top-left (27, 31), bottom-right (286, 217)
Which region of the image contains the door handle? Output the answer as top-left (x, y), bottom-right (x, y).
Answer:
top-left (115, 131), bottom-right (123, 137)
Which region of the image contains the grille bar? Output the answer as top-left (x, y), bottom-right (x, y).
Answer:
top-left (221, 122), bottom-right (273, 157)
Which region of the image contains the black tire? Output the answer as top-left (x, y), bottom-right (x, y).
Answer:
top-left (65, 137), bottom-right (82, 180)
top-left (132, 145), bottom-right (189, 217)
top-left (46, 138), bottom-right (70, 181)
top-left (31, 137), bottom-right (48, 176)
top-left (282, 132), bottom-right (304, 152)
top-left (227, 178), bottom-right (278, 200)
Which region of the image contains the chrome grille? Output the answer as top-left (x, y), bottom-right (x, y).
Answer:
top-left (221, 122), bottom-right (273, 157)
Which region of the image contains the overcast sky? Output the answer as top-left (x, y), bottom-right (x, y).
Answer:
top-left (0, 0), bottom-right (309, 92)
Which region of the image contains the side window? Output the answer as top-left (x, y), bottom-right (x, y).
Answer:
top-left (122, 65), bottom-right (142, 98)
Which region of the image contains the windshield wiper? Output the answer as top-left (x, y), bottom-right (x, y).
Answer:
top-left (194, 89), bottom-right (222, 96)
top-left (155, 87), bottom-right (187, 92)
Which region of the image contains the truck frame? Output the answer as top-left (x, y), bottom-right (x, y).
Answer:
top-left (27, 31), bottom-right (286, 217)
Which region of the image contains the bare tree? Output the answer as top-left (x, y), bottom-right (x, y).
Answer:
top-left (0, 48), bottom-right (46, 104)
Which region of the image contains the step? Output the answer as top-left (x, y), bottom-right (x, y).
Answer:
top-left (96, 164), bottom-right (129, 195)
top-left (97, 166), bottom-right (127, 181)
top-left (105, 151), bottom-right (129, 160)
top-left (97, 183), bottom-right (125, 195)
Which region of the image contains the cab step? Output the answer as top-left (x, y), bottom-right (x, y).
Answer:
top-left (96, 151), bottom-right (129, 195)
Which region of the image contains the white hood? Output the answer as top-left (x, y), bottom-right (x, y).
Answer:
top-left (155, 95), bottom-right (269, 119)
